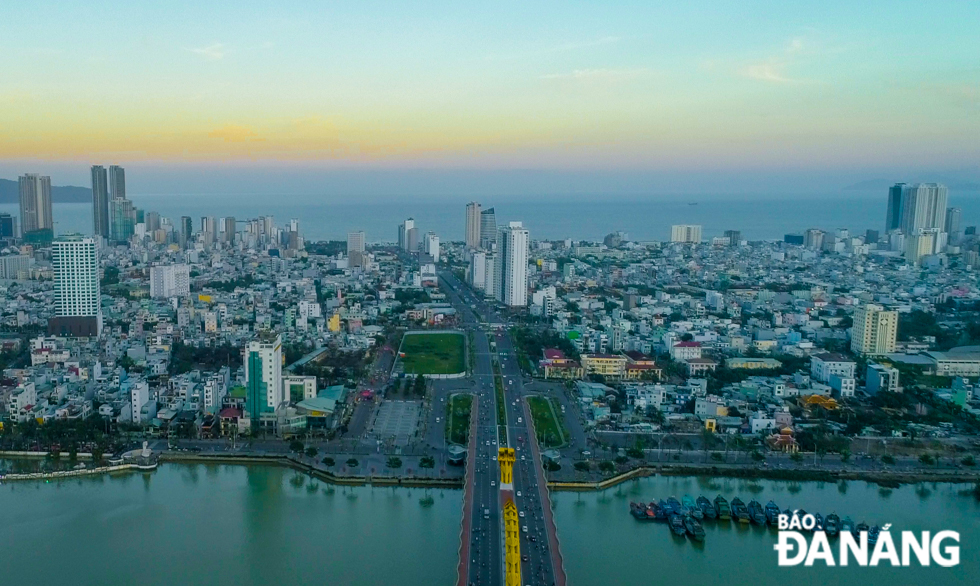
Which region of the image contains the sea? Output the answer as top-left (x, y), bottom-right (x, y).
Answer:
top-left (3, 191), bottom-right (979, 244)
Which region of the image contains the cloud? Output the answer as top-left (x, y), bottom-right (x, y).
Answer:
top-left (738, 37), bottom-right (815, 84)
top-left (207, 125), bottom-right (263, 142)
top-left (541, 68), bottom-right (651, 81)
top-left (189, 42), bottom-right (227, 61)
top-left (548, 36), bottom-right (621, 53)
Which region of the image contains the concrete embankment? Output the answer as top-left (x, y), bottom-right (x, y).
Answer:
top-left (549, 463), bottom-right (980, 491)
top-left (159, 452), bottom-right (463, 489)
top-left (0, 462), bottom-right (156, 482)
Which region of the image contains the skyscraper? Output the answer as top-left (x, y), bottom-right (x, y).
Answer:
top-left (399, 218), bottom-right (415, 251)
top-left (670, 225), bottom-right (702, 243)
top-left (224, 217), bottom-right (236, 243)
top-left (494, 221), bottom-right (529, 307)
top-left (49, 234), bottom-right (101, 337)
top-left (108, 165), bottom-right (126, 200)
top-left (244, 332), bottom-right (284, 427)
top-left (110, 198), bottom-right (136, 242)
top-left (347, 230), bottom-right (366, 267)
top-left (887, 183), bottom-right (948, 254)
top-left (480, 208), bottom-right (497, 250)
top-left (723, 230), bottom-right (741, 246)
top-left (91, 165), bottom-right (110, 238)
top-left (465, 201), bottom-right (481, 248)
top-left (180, 216), bottom-right (193, 248)
top-left (0, 213), bottom-right (16, 239)
top-left (200, 216), bottom-right (217, 245)
top-left (851, 303), bottom-right (898, 356)
top-left (18, 174), bottom-right (53, 238)
top-left (424, 231), bottom-right (440, 262)
top-left (945, 207), bottom-right (962, 234)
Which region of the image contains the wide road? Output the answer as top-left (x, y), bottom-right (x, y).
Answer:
top-left (442, 274), bottom-right (502, 586)
top-left (442, 271), bottom-right (566, 586)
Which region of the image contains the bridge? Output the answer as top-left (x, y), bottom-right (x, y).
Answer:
top-left (442, 272), bottom-right (567, 586)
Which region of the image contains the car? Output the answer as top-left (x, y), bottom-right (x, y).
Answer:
top-left (522, 526), bottom-right (528, 533)
top-left (491, 481), bottom-right (496, 487)
top-left (518, 417), bottom-right (522, 423)
top-left (486, 441), bottom-right (490, 446)
top-left (522, 554), bottom-right (529, 562)
top-left (519, 511), bottom-right (525, 518)
top-left (521, 455), bottom-right (525, 461)
top-left (516, 491), bottom-right (522, 497)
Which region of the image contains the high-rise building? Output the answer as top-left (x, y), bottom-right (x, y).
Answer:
top-left (200, 216), bottom-right (217, 245)
top-left (945, 207), bottom-right (962, 234)
top-left (91, 165), bottom-right (110, 238)
top-left (851, 303), bottom-right (898, 356)
top-left (424, 231), bottom-right (440, 262)
top-left (494, 222), bottom-right (529, 307)
top-left (483, 254), bottom-right (496, 296)
top-left (145, 211), bottom-right (161, 233)
top-left (865, 229), bottom-right (880, 245)
top-left (49, 234), bottom-right (101, 337)
top-left (469, 250), bottom-right (486, 290)
top-left (465, 202), bottom-right (481, 248)
top-left (18, 174), bottom-right (53, 238)
top-left (804, 229), bottom-right (825, 250)
top-left (887, 183), bottom-right (948, 254)
top-left (670, 225), bottom-right (702, 243)
top-left (224, 217), bottom-right (236, 243)
top-left (180, 216), bottom-right (193, 248)
top-left (108, 165), bottom-right (126, 200)
top-left (0, 213), bottom-right (16, 239)
top-left (244, 332), bottom-right (284, 425)
top-left (406, 227), bottom-right (419, 252)
top-left (398, 218), bottom-right (415, 251)
top-left (723, 230), bottom-right (741, 246)
top-left (904, 230), bottom-right (938, 265)
top-left (110, 198), bottom-right (136, 242)
top-left (480, 208), bottom-right (497, 250)
top-left (149, 264), bottom-right (191, 298)
top-left (347, 231), bottom-right (366, 267)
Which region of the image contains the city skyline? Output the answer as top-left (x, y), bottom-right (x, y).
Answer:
top-left (2, 2), bottom-right (979, 196)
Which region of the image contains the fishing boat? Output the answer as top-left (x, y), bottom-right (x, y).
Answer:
top-left (747, 500), bottom-right (766, 525)
top-left (683, 495), bottom-right (703, 519)
top-left (764, 501), bottom-right (780, 526)
top-left (629, 502), bottom-right (647, 520)
top-left (841, 516), bottom-right (855, 534)
top-left (652, 502), bottom-right (667, 521)
top-left (714, 495), bottom-right (732, 520)
top-left (868, 525), bottom-right (881, 545)
top-left (814, 513), bottom-right (824, 531)
top-left (795, 509), bottom-right (808, 530)
top-left (856, 521), bottom-right (869, 536)
top-left (668, 513), bottom-right (687, 537)
top-left (697, 496), bottom-right (717, 520)
top-left (683, 515), bottom-right (706, 542)
top-left (731, 497), bottom-right (750, 523)
top-left (665, 496), bottom-right (682, 516)
top-left (824, 513), bottom-right (841, 537)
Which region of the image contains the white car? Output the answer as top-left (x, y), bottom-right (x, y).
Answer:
top-left (517, 491), bottom-right (522, 497)
top-left (522, 526), bottom-right (528, 533)
top-left (518, 417), bottom-right (523, 423)
top-left (491, 481), bottom-right (496, 487)
top-left (519, 511), bottom-right (525, 518)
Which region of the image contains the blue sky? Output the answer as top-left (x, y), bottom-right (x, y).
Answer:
top-left (1, 1), bottom-right (978, 196)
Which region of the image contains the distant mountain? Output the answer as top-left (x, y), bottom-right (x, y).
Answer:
top-left (843, 177), bottom-right (980, 192)
top-left (0, 178), bottom-right (92, 204)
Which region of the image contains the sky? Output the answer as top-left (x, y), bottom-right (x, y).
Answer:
top-left (1, 1), bottom-right (979, 197)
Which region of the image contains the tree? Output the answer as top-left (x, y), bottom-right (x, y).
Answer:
top-left (919, 453), bottom-right (935, 466)
top-left (840, 449), bottom-right (851, 464)
top-left (346, 458), bottom-right (359, 468)
top-left (387, 456), bottom-right (403, 469)
top-left (289, 440), bottom-right (305, 454)
top-left (790, 452), bottom-right (804, 463)
top-left (321, 457), bottom-right (335, 467)
top-left (573, 461), bottom-right (591, 472)
top-left (962, 455), bottom-right (976, 467)
top-left (414, 374), bottom-right (426, 397)
top-left (419, 456), bottom-right (435, 468)
top-left (305, 446), bottom-right (319, 459)
top-left (881, 454), bottom-right (896, 465)
top-left (598, 460), bottom-right (616, 473)
top-left (750, 450), bottom-right (765, 463)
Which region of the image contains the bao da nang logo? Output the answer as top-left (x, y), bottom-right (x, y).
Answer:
top-left (774, 513), bottom-right (959, 567)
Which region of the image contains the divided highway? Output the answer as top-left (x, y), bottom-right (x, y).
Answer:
top-left (442, 271), bottom-right (566, 586)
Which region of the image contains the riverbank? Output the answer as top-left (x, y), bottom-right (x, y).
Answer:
top-left (159, 452), bottom-right (464, 489)
top-left (549, 462), bottom-right (980, 491)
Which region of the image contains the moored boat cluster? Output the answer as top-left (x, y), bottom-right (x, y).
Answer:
top-left (629, 495), bottom-right (882, 545)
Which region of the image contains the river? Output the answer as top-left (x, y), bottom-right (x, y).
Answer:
top-left (0, 463), bottom-right (460, 586)
top-left (552, 475), bottom-right (980, 586)
top-left (2, 464), bottom-right (978, 585)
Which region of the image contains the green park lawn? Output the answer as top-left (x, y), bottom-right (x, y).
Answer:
top-left (400, 333), bottom-right (465, 375)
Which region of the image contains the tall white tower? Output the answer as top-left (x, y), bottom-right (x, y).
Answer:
top-left (51, 234), bottom-right (102, 336)
top-left (494, 222), bottom-right (529, 307)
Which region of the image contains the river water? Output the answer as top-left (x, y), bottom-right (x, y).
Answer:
top-left (552, 475), bottom-right (980, 586)
top-left (0, 463), bottom-right (460, 586)
top-left (2, 464), bottom-right (978, 586)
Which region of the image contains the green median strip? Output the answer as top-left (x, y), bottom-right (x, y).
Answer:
top-left (527, 395), bottom-right (567, 448)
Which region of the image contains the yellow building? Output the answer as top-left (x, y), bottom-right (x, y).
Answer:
top-left (328, 313), bottom-right (341, 332)
top-left (581, 353), bottom-right (628, 379)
